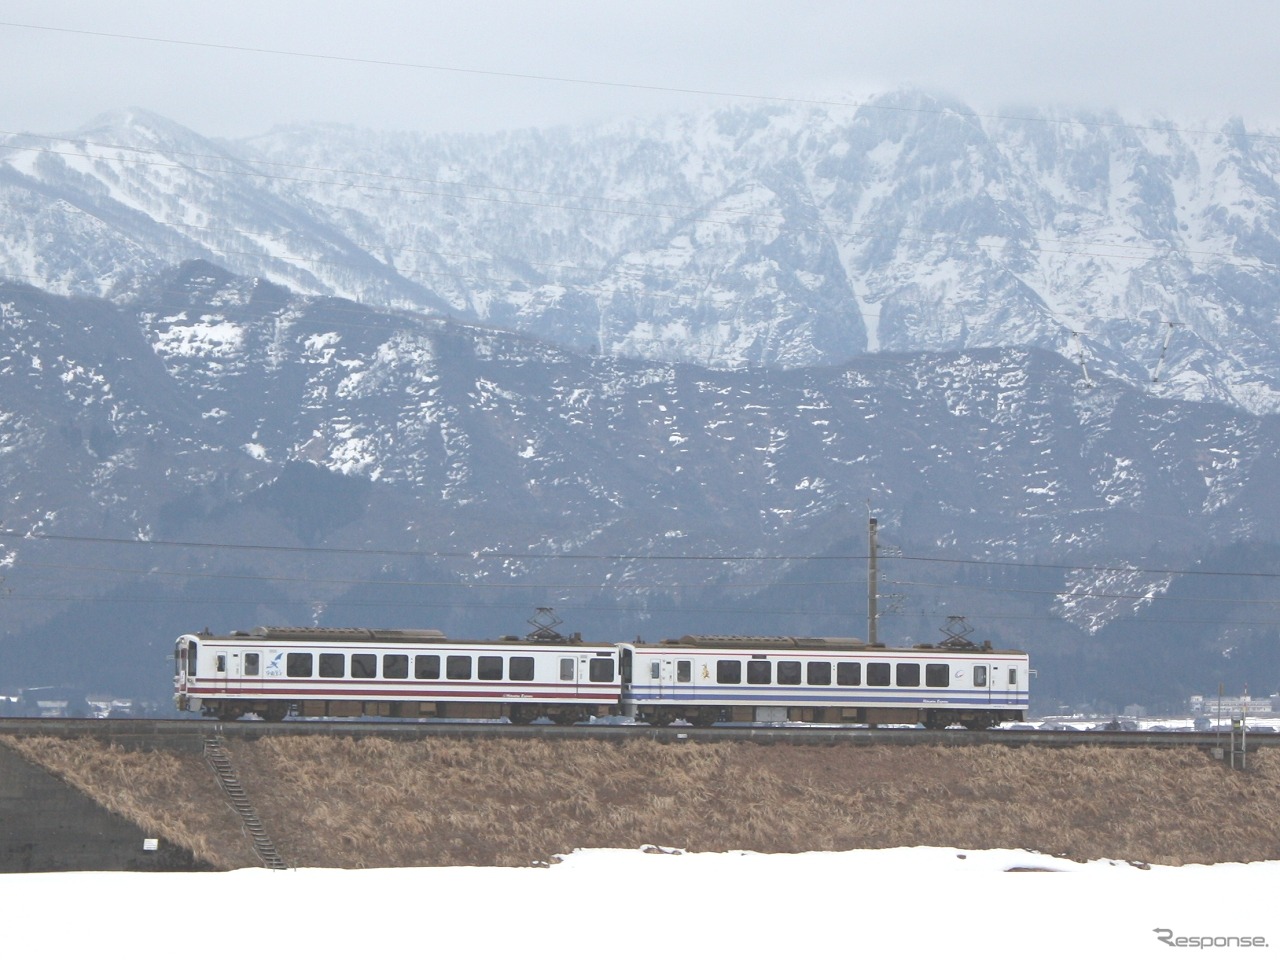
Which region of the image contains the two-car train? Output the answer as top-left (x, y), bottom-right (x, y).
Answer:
top-left (174, 624), bottom-right (1029, 729)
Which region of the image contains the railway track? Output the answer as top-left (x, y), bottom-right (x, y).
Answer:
top-left (1, 716), bottom-right (1275, 751)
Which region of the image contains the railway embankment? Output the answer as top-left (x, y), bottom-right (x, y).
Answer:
top-left (0, 738), bottom-right (213, 871)
top-left (2, 724), bottom-right (1279, 872)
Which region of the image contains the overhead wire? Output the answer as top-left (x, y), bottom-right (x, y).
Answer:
top-left (3, 19), bottom-right (1279, 144)
top-left (1, 22), bottom-right (1276, 634)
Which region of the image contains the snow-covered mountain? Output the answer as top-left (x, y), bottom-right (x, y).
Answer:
top-left (3, 263), bottom-right (1280, 709)
top-left (3, 91), bottom-right (1280, 411)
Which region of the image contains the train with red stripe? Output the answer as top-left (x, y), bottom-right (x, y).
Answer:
top-left (174, 624), bottom-right (1029, 729)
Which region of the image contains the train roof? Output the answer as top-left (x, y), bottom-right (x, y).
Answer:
top-left (655, 635), bottom-right (1024, 654)
top-left (190, 626), bottom-right (597, 646)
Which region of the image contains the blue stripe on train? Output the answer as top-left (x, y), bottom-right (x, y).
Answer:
top-left (623, 686), bottom-right (1027, 707)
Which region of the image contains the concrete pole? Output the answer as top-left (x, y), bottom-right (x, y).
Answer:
top-left (868, 517), bottom-right (878, 646)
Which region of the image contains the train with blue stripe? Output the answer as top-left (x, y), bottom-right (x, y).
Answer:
top-left (174, 626), bottom-right (1028, 729)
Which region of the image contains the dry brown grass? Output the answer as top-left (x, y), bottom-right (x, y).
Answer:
top-left (9, 734), bottom-right (1280, 869)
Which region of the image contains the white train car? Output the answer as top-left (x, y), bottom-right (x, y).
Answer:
top-left (174, 626), bottom-right (621, 723)
top-left (619, 636), bottom-right (1029, 729)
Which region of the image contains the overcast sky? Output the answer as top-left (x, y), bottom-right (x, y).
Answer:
top-left (2, 1), bottom-right (1278, 139)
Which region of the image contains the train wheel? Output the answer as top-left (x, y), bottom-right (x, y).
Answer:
top-left (689, 710), bottom-right (717, 727)
top-left (509, 706), bottom-right (538, 725)
top-left (261, 702), bottom-right (289, 723)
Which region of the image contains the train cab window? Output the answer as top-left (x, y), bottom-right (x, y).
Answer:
top-left (510, 657), bottom-right (535, 681)
top-left (589, 658), bottom-right (616, 683)
top-left (560, 658), bottom-right (575, 681)
top-left (447, 655), bottom-right (472, 680)
top-left (286, 653), bottom-right (313, 677)
top-left (807, 661), bottom-right (832, 685)
top-left (777, 661), bottom-right (802, 685)
top-left (245, 653), bottom-right (260, 677)
top-left (478, 656), bottom-right (503, 681)
top-left (215, 653), bottom-right (227, 673)
top-left (717, 660), bottom-right (741, 684)
top-left (836, 662), bottom-right (861, 686)
top-left (747, 660), bottom-right (771, 685)
top-left (351, 654), bottom-right (377, 678)
top-left (925, 664), bottom-right (949, 688)
top-left (383, 654), bottom-right (408, 679)
top-left (867, 662), bottom-right (891, 686)
top-left (319, 653), bottom-right (345, 678)
top-left (974, 666), bottom-right (988, 687)
top-left (677, 660), bottom-right (692, 683)
top-left (415, 654), bottom-right (440, 680)
top-left (188, 640), bottom-right (198, 673)
top-left (896, 663), bottom-right (920, 687)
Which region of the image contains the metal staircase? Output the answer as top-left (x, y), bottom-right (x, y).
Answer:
top-left (203, 734), bottom-right (287, 870)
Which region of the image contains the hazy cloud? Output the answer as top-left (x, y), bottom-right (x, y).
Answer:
top-left (2, 1), bottom-right (1278, 136)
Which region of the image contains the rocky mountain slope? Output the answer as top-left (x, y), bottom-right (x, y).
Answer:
top-left (2, 263), bottom-right (1279, 709)
top-left (2, 91), bottom-right (1280, 413)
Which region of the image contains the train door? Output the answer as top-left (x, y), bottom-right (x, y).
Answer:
top-left (213, 648), bottom-right (230, 692)
top-left (231, 650), bottom-right (263, 695)
top-left (675, 658), bottom-right (693, 700)
top-left (560, 656), bottom-right (580, 699)
top-left (993, 662), bottom-right (1019, 707)
top-left (652, 657), bottom-right (673, 699)
top-left (973, 663), bottom-right (992, 703)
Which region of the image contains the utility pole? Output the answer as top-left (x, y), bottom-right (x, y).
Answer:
top-left (868, 516), bottom-right (878, 646)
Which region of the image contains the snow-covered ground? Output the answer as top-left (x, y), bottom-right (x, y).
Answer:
top-left (3, 847), bottom-right (1275, 956)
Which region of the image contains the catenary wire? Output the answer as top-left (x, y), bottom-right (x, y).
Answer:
top-left (2, 19), bottom-right (1278, 144)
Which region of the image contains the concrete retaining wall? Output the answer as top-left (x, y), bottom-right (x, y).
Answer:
top-left (0, 742), bottom-right (212, 872)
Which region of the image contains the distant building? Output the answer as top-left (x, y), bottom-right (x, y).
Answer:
top-left (1189, 694), bottom-right (1274, 717)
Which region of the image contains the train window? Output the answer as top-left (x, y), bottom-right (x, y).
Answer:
top-left (747, 660), bottom-right (771, 684)
top-left (560, 658), bottom-right (575, 681)
top-left (650, 661), bottom-right (661, 680)
top-left (510, 657), bottom-right (535, 681)
top-left (286, 653), bottom-right (313, 678)
top-left (925, 664), bottom-right (949, 688)
top-left (188, 640), bottom-right (198, 672)
top-left (447, 655), bottom-right (472, 680)
top-left (836, 662), bottom-right (861, 686)
top-left (478, 656), bottom-right (503, 681)
top-left (807, 662), bottom-right (831, 685)
top-left (351, 654), bottom-right (376, 678)
top-left (415, 655), bottom-right (440, 680)
top-left (215, 654), bottom-right (227, 673)
top-left (383, 654), bottom-right (408, 679)
top-left (677, 660), bottom-right (692, 683)
top-left (777, 661), bottom-right (802, 685)
top-left (896, 663), bottom-right (920, 687)
top-left (717, 660), bottom-right (741, 684)
top-left (974, 666), bottom-right (988, 686)
top-left (245, 653), bottom-right (260, 677)
top-left (589, 658), bottom-right (616, 683)
top-left (867, 663), bottom-right (891, 686)
top-left (319, 653), bottom-right (345, 678)
top-left (1009, 668), bottom-right (1017, 685)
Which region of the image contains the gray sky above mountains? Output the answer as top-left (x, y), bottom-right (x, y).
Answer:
top-left (2, 1), bottom-right (1278, 138)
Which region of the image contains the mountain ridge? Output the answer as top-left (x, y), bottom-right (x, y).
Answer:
top-left (3, 91), bottom-right (1280, 412)
top-left (3, 265), bottom-right (1280, 709)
